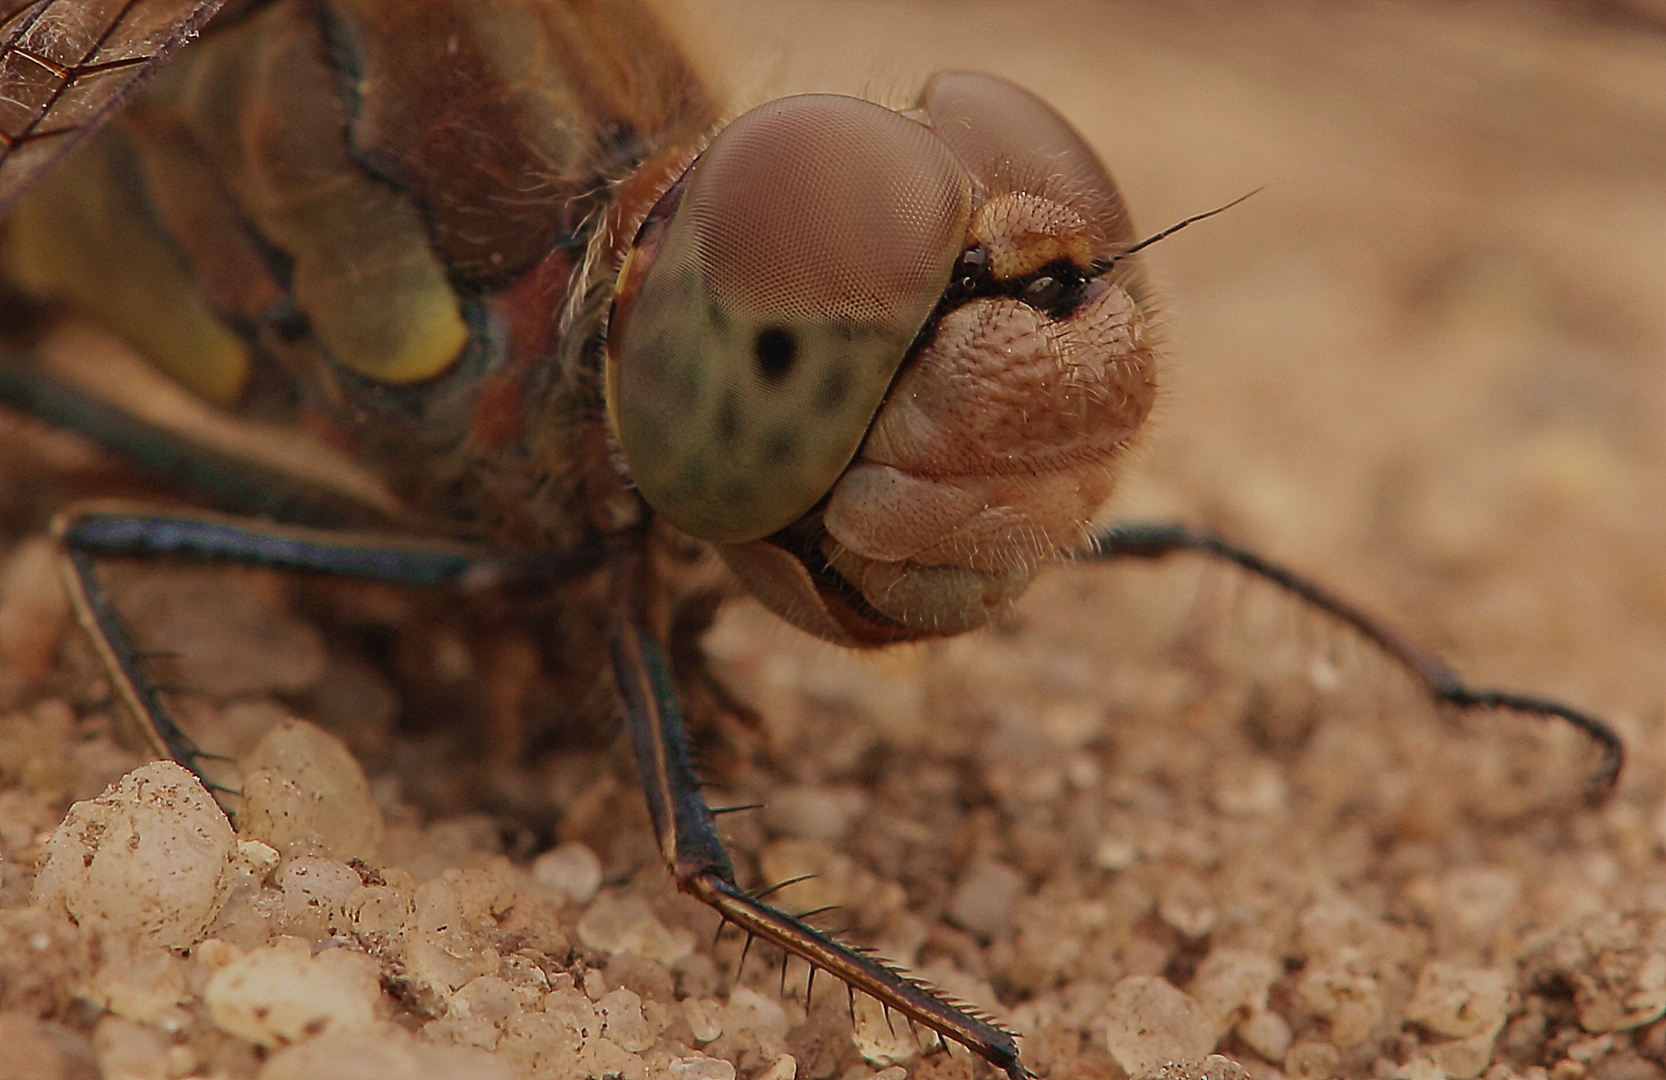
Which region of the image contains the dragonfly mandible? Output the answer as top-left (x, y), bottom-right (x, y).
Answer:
top-left (0, 1), bottom-right (1625, 1076)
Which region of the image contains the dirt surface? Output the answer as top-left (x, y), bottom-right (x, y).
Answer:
top-left (1, 3), bottom-right (1665, 1080)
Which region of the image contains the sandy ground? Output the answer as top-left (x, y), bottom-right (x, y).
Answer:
top-left (1, 2), bottom-right (1665, 1079)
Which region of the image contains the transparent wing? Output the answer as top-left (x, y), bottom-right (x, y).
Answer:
top-left (0, 0), bottom-right (226, 214)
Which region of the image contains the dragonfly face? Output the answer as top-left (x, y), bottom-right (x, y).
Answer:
top-left (609, 73), bottom-right (1157, 644)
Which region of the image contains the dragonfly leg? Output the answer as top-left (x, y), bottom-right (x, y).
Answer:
top-left (53, 501), bottom-right (603, 778)
top-left (1090, 521), bottom-right (1624, 803)
top-left (0, 350), bottom-right (395, 528)
top-left (667, 588), bottom-right (768, 785)
top-left (603, 521), bottom-right (1030, 1080)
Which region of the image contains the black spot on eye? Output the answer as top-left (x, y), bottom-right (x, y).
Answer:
top-left (762, 429), bottom-right (797, 465)
top-left (715, 389), bottom-right (742, 444)
top-left (754, 326), bottom-right (798, 382)
top-left (817, 366), bottom-right (852, 411)
top-left (707, 302), bottom-right (731, 335)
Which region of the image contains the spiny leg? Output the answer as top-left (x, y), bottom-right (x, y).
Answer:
top-left (1092, 522), bottom-right (1624, 802)
top-left (602, 520), bottom-right (1029, 1080)
top-left (54, 502), bottom-right (602, 781)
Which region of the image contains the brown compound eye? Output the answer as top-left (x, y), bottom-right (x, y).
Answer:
top-left (606, 93), bottom-right (973, 545)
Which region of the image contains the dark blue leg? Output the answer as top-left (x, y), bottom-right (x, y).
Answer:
top-left (1091, 522), bottom-right (1623, 802)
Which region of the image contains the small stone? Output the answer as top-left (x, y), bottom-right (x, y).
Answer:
top-left (91, 1015), bottom-right (168, 1080)
top-left (762, 784), bottom-right (868, 841)
top-left (1096, 831), bottom-right (1140, 871)
top-left (1406, 963), bottom-right (1511, 1039)
top-left (1040, 700), bottom-right (1105, 749)
top-left (205, 935), bottom-right (382, 1047)
top-left (577, 894), bottom-right (693, 965)
top-left (1432, 1032), bottom-right (1501, 1080)
top-left (237, 839), bottom-right (281, 881)
top-left (1286, 1041), bottom-right (1341, 1080)
top-left (531, 842), bottom-right (603, 906)
top-left (1159, 874), bottom-right (1218, 939)
top-left (347, 881), bottom-right (413, 938)
top-left (33, 761), bottom-right (236, 948)
top-left (278, 856), bottom-right (361, 939)
top-left (1298, 959), bottom-right (1385, 1046)
top-left (1440, 868), bottom-right (1522, 947)
top-left (599, 986), bottom-right (655, 1052)
top-left (1396, 1058), bottom-right (1445, 1080)
top-left (669, 1057), bottom-right (737, 1080)
top-left (1210, 757), bottom-right (1288, 817)
top-left (88, 936), bottom-right (189, 1024)
top-left (0, 1012), bottom-right (98, 1080)
top-left (255, 1026), bottom-right (516, 1080)
top-left (723, 985), bottom-right (790, 1057)
top-left (401, 872), bottom-right (505, 994)
top-left (757, 1055), bottom-right (798, 1080)
top-left (683, 997), bottom-right (725, 1043)
top-left (238, 718), bottom-right (383, 861)
top-left (1237, 1010), bottom-right (1293, 1063)
top-left (1102, 975), bottom-right (1215, 1076)
top-left (455, 975), bottom-right (519, 1026)
top-left (947, 860), bottom-right (1026, 938)
top-left (574, 1035), bottom-right (641, 1080)
top-left (853, 992), bottom-right (921, 1068)
top-left (1147, 1057), bottom-right (1253, 1080)
top-left (1191, 949), bottom-right (1282, 1038)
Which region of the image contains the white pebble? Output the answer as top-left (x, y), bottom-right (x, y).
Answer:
top-left (669, 1057), bottom-right (738, 1080)
top-left (256, 1027), bottom-right (514, 1080)
top-left (1158, 874), bottom-right (1217, 939)
top-left (1405, 962), bottom-right (1511, 1039)
top-left (1237, 1009), bottom-right (1293, 1063)
top-left (238, 718), bottom-right (384, 861)
top-left (1102, 974), bottom-right (1215, 1076)
top-left (598, 986), bottom-right (654, 1052)
top-left (853, 993), bottom-right (920, 1067)
top-left (755, 1056), bottom-right (797, 1080)
top-left (576, 894), bottom-right (692, 964)
top-left (33, 761), bottom-right (235, 948)
top-left (205, 936), bottom-right (382, 1046)
top-left (1191, 948), bottom-right (1282, 1038)
top-left (94, 1014), bottom-right (170, 1080)
top-left (947, 859), bottom-right (1026, 938)
top-left (531, 842), bottom-right (603, 906)
top-left (682, 997), bottom-right (724, 1043)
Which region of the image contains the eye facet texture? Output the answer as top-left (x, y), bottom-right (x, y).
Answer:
top-left (609, 93), bottom-right (971, 544)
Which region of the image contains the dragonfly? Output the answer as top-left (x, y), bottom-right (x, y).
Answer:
top-left (0, 0), bottom-right (1626, 1076)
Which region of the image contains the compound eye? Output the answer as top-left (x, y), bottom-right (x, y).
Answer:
top-left (916, 71), bottom-right (1142, 295)
top-left (608, 94), bottom-right (972, 544)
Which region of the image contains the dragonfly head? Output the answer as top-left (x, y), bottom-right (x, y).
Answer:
top-left (607, 72), bottom-right (1157, 646)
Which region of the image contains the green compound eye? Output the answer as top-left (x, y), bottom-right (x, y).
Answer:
top-left (607, 94), bottom-right (972, 544)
